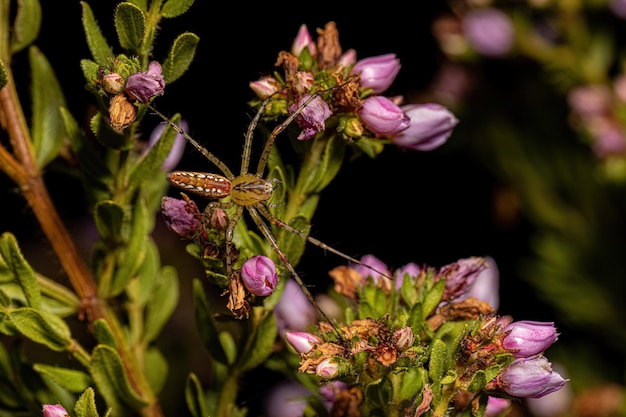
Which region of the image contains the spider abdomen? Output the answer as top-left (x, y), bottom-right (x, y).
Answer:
top-left (230, 174), bottom-right (273, 206)
top-left (166, 171), bottom-right (232, 199)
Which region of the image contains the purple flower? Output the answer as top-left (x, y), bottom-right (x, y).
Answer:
top-left (275, 279), bottom-right (317, 335)
top-left (393, 262), bottom-right (420, 290)
top-left (145, 120), bottom-right (188, 172)
top-left (567, 84), bottom-right (611, 118)
top-left (289, 94), bottom-right (332, 140)
top-left (42, 404), bottom-right (69, 417)
top-left (503, 321), bottom-right (559, 358)
top-left (351, 53), bottom-right (401, 94)
top-left (241, 255), bottom-right (278, 296)
top-left (358, 96), bottom-right (410, 137)
top-left (263, 381), bottom-right (311, 417)
top-left (292, 24), bottom-right (317, 57)
top-left (284, 331), bottom-right (320, 353)
top-left (438, 257), bottom-right (488, 301)
top-left (351, 254), bottom-right (390, 284)
top-left (161, 196), bottom-right (201, 239)
top-left (391, 103), bottom-right (458, 151)
top-left (461, 256), bottom-right (500, 309)
top-left (498, 355), bottom-right (568, 398)
top-left (125, 61), bottom-right (165, 103)
top-left (610, 0), bottom-right (626, 18)
top-left (463, 8), bottom-right (515, 57)
top-left (319, 381), bottom-right (349, 411)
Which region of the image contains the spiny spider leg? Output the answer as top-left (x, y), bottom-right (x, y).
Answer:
top-left (254, 203), bottom-right (391, 279)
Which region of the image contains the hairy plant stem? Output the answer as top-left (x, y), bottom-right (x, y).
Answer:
top-left (0, 60), bottom-right (162, 417)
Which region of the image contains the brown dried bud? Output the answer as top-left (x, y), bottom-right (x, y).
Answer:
top-left (108, 93), bottom-right (136, 130)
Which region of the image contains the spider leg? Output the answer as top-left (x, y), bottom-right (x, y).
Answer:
top-left (255, 203), bottom-right (393, 282)
top-left (146, 104), bottom-right (235, 179)
top-left (246, 205), bottom-right (342, 337)
top-left (256, 93), bottom-right (323, 177)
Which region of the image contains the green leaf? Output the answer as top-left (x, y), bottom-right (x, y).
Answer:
top-left (144, 346), bottom-right (168, 395)
top-left (241, 311), bottom-right (277, 371)
top-left (279, 215), bottom-right (308, 268)
top-left (423, 278), bottom-right (445, 318)
top-left (10, 0), bottom-right (41, 54)
top-left (81, 2), bottom-right (113, 65)
top-left (114, 2), bottom-right (146, 51)
top-left (128, 113), bottom-right (180, 189)
top-left (143, 266), bottom-right (179, 343)
top-left (74, 387), bottom-right (101, 417)
top-left (185, 373), bottom-right (209, 417)
top-left (126, 0), bottom-right (147, 9)
top-left (93, 319), bottom-right (116, 348)
top-left (0, 232), bottom-right (40, 309)
top-left (128, 239), bottom-right (159, 305)
top-left (162, 32), bottom-right (199, 84)
top-left (8, 308), bottom-right (72, 351)
top-left (29, 46), bottom-right (67, 168)
top-left (108, 199), bottom-right (149, 297)
top-left (466, 370), bottom-right (487, 394)
top-left (428, 338), bottom-right (448, 403)
top-left (301, 134), bottom-right (346, 195)
top-left (192, 278), bottom-right (228, 364)
top-left (94, 200), bottom-right (125, 244)
top-left (161, 0), bottom-right (194, 18)
top-left (90, 112), bottom-right (133, 150)
top-left (396, 367), bottom-right (427, 402)
top-left (33, 363), bottom-right (93, 393)
top-left (90, 345), bottom-right (149, 409)
top-left (60, 107), bottom-right (113, 202)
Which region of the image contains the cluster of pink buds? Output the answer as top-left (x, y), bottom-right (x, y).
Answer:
top-left (248, 22), bottom-right (459, 154)
top-left (95, 56), bottom-right (165, 129)
top-left (279, 254), bottom-right (567, 416)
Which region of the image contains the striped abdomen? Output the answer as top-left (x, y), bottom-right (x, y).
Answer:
top-left (166, 171), bottom-right (232, 199)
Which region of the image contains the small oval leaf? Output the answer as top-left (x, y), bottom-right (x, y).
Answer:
top-left (162, 32), bottom-right (199, 84)
top-left (114, 2), bottom-right (146, 51)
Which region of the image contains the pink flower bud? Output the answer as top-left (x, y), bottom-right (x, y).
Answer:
top-left (392, 327), bottom-right (415, 351)
top-left (292, 24), bottom-right (317, 57)
top-left (438, 257), bottom-right (488, 301)
top-left (316, 358), bottom-right (339, 379)
top-left (352, 53), bottom-right (401, 94)
top-left (125, 61), bottom-right (165, 103)
top-left (42, 404), bottom-right (69, 417)
top-left (393, 262), bottom-right (420, 290)
top-left (289, 94), bottom-right (332, 140)
top-left (358, 96), bottom-right (410, 137)
top-left (337, 49), bottom-right (356, 69)
top-left (391, 103), bottom-right (458, 151)
top-left (485, 397), bottom-right (510, 417)
top-left (102, 72), bottom-right (125, 94)
top-left (250, 76), bottom-right (281, 99)
top-left (462, 8), bottom-right (515, 57)
top-left (275, 279), bottom-right (317, 335)
top-left (498, 355), bottom-right (567, 398)
top-left (284, 331), bottom-right (321, 353)
top-left (503, 321), bottom-right (559, 358)
top-left (462, 256), bottom-right (499, 309)
top-left (351, 254), bottom-right (390, 284)
top-left (241, 255), bottom-right (278, 296)
top-left (161, 196), bottom-right (201, 239)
